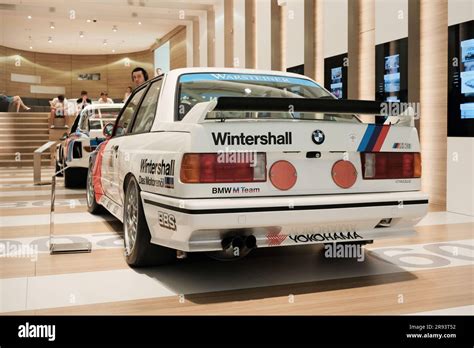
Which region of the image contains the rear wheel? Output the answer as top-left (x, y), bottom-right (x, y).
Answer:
top-left (64, 167), bottom-right (87, 188)
top-left (123, 175), bottom-right (176, 267)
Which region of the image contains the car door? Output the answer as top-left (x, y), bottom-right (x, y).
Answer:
top-left (114, 79), bottom-right (163, 206)
top-left (102, 87), bottom-right (147, 203)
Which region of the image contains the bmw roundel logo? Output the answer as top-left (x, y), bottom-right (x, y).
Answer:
top-left (312, 130), bottom-right (325, 145)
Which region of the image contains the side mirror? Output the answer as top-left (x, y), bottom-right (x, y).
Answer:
top-left (103, 123), bottom-right (114, 138)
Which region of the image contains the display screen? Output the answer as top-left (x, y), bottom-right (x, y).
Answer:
top-left (324, 53), bottom-right (347, 99)
top-left (448, 20), bottom-right (474, 137)
top-left (375, 38), bottom-right (408, 102)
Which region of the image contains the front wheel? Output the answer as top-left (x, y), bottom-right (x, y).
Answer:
top-left (123, 176), bottom-right (176, 267)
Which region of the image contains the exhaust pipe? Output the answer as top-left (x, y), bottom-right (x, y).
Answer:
top-left (221, 235), bottom-right (244, 250)
top-left (244, 235), bottom-right (257, 249)
top-left (231, 236), bottom-right (244, 249)
top-left (221, 236), bottom-right (233, 250)
top-left (221, 235), bottom-right (256, 250)
top-left (214, 234), bottom-right (256, 260)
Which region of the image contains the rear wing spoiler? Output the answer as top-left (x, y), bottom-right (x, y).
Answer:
top-left (182, 97), bottom-right (417, 127)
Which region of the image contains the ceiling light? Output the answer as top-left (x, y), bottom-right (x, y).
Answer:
top-left (103, 39), bottom-right (108, 46)
top-left (29, 46), bottom-right (33, 50)
top-left (79, 31), bottom-right (84, 38)
top-left (27, 15), bottom-right (32, 20)
top-left (112, 49), bottom-right (116, 53)
top-left (50, 22), bottom-right (55, 29)
top-left (112, 25), bottom-right (118, 32)
top-left (48, 37), bottom-right (53, 43)
top-left (138, 21), bottom-right (142, 25)
top-left (86, 19), bottom-right (91, 23)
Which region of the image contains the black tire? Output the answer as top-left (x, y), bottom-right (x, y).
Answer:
top-left (64, 167), bottom-right (87, 188)
top-left (86, 163), bottom-right (103, 214)
top-left (124, 176), bottom-right (176, 267)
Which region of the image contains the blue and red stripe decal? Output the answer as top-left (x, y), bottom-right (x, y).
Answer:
top-left (357, 125), bottom-right (390, 152)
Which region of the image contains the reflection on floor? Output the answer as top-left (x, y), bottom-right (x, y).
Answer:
top-left (0, 167), bottom-right (473, 315)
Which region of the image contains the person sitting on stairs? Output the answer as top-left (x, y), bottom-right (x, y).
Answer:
top-left (0, 94), bottom-right (31, 112)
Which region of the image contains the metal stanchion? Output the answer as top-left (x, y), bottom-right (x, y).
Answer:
top-left (33, 141), bottom-right (57, 185)
top-left (49, 165), bottom-right (92, 254)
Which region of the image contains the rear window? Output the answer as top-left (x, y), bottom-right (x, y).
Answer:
top-left (176, 73), bottom-right (359, 123)
top-left (85, 108), bottom-right (121, 130)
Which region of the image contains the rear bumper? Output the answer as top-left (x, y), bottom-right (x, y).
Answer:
top-left (141, 191), bottom-right (429, 252)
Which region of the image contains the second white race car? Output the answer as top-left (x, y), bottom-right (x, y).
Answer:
top-left (56, 103), bottom-right (123, 187)
top-left (87, 68), bottom-right (428, 267)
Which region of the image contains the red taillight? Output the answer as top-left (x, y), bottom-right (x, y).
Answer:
top-left (180, 153), bottom-right (267, 183)
top-left (361, 152), bottom-right (421, 179)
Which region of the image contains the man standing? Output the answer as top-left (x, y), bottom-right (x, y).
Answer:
top-left (131, 67), bottom-right (149, 89)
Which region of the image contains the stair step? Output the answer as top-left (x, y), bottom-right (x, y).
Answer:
top-left (0, 112), bottom-right (50, 118)
top-left (0, 122), bottom-right (49, 128)
top-left (0, 153), bottom-right (51, 160)
top-left (0, 119), bottom-right (49, 124)
top-left (0, 117), bottom-right (49, 122)
top-left (0, 145), bottom-right (47, 153)
top-left (0, 159), bottom-right (52, 167)
top-left (0, 140), bottom-right (50, 146)
top-left (0, 128), bottom-right (49, 134)
top-left (0, 134), bottom-right (50, 140)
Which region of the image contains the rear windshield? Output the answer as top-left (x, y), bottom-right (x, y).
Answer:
top-left (81, 108), bottom-right (121, 130)
top-left (176, 73), bottom-right (359, 123)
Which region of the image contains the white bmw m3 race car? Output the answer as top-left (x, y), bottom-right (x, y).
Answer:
top-left (87, 68), bottom-right (428, 267)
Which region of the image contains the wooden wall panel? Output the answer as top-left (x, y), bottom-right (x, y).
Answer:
top-left (34, 53), bottom-right (72, 98)
top-left (170, 28), bottom-right (187, 70)
top-left (193, 19), bottom-right (200, 67)
top-left (107, 51), bottom-right (154, 99)
top-left (419, 0), bottom-right (448, 208)
top-left (245, 0), bottom-right (256, 69)
top-left (224, 0), bottom-right (234, 67)
top-left (0, 46), bottom-right (6, 95)
top-left (304, 0), bottom-right (323, 83)
top-left (348, 0), bottom-right (375, 101)
top-left (5, 48), bottom-right (36, 98)
top-left (271, 0), bottom-right (284, 71)
top-left (207, 8), bottom-right (216, 67)
top-left (71, 55), bottom-right (108, 100)
top-left (0, 45), bottom-right (153, 100)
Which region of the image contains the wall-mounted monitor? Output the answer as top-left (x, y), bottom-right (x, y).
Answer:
top-left (375, 38), bottom-right (408, 103)
top-left (448, 20), bottom-right (474, 137)
top-left (324, 53), bottom-right (347, 99)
